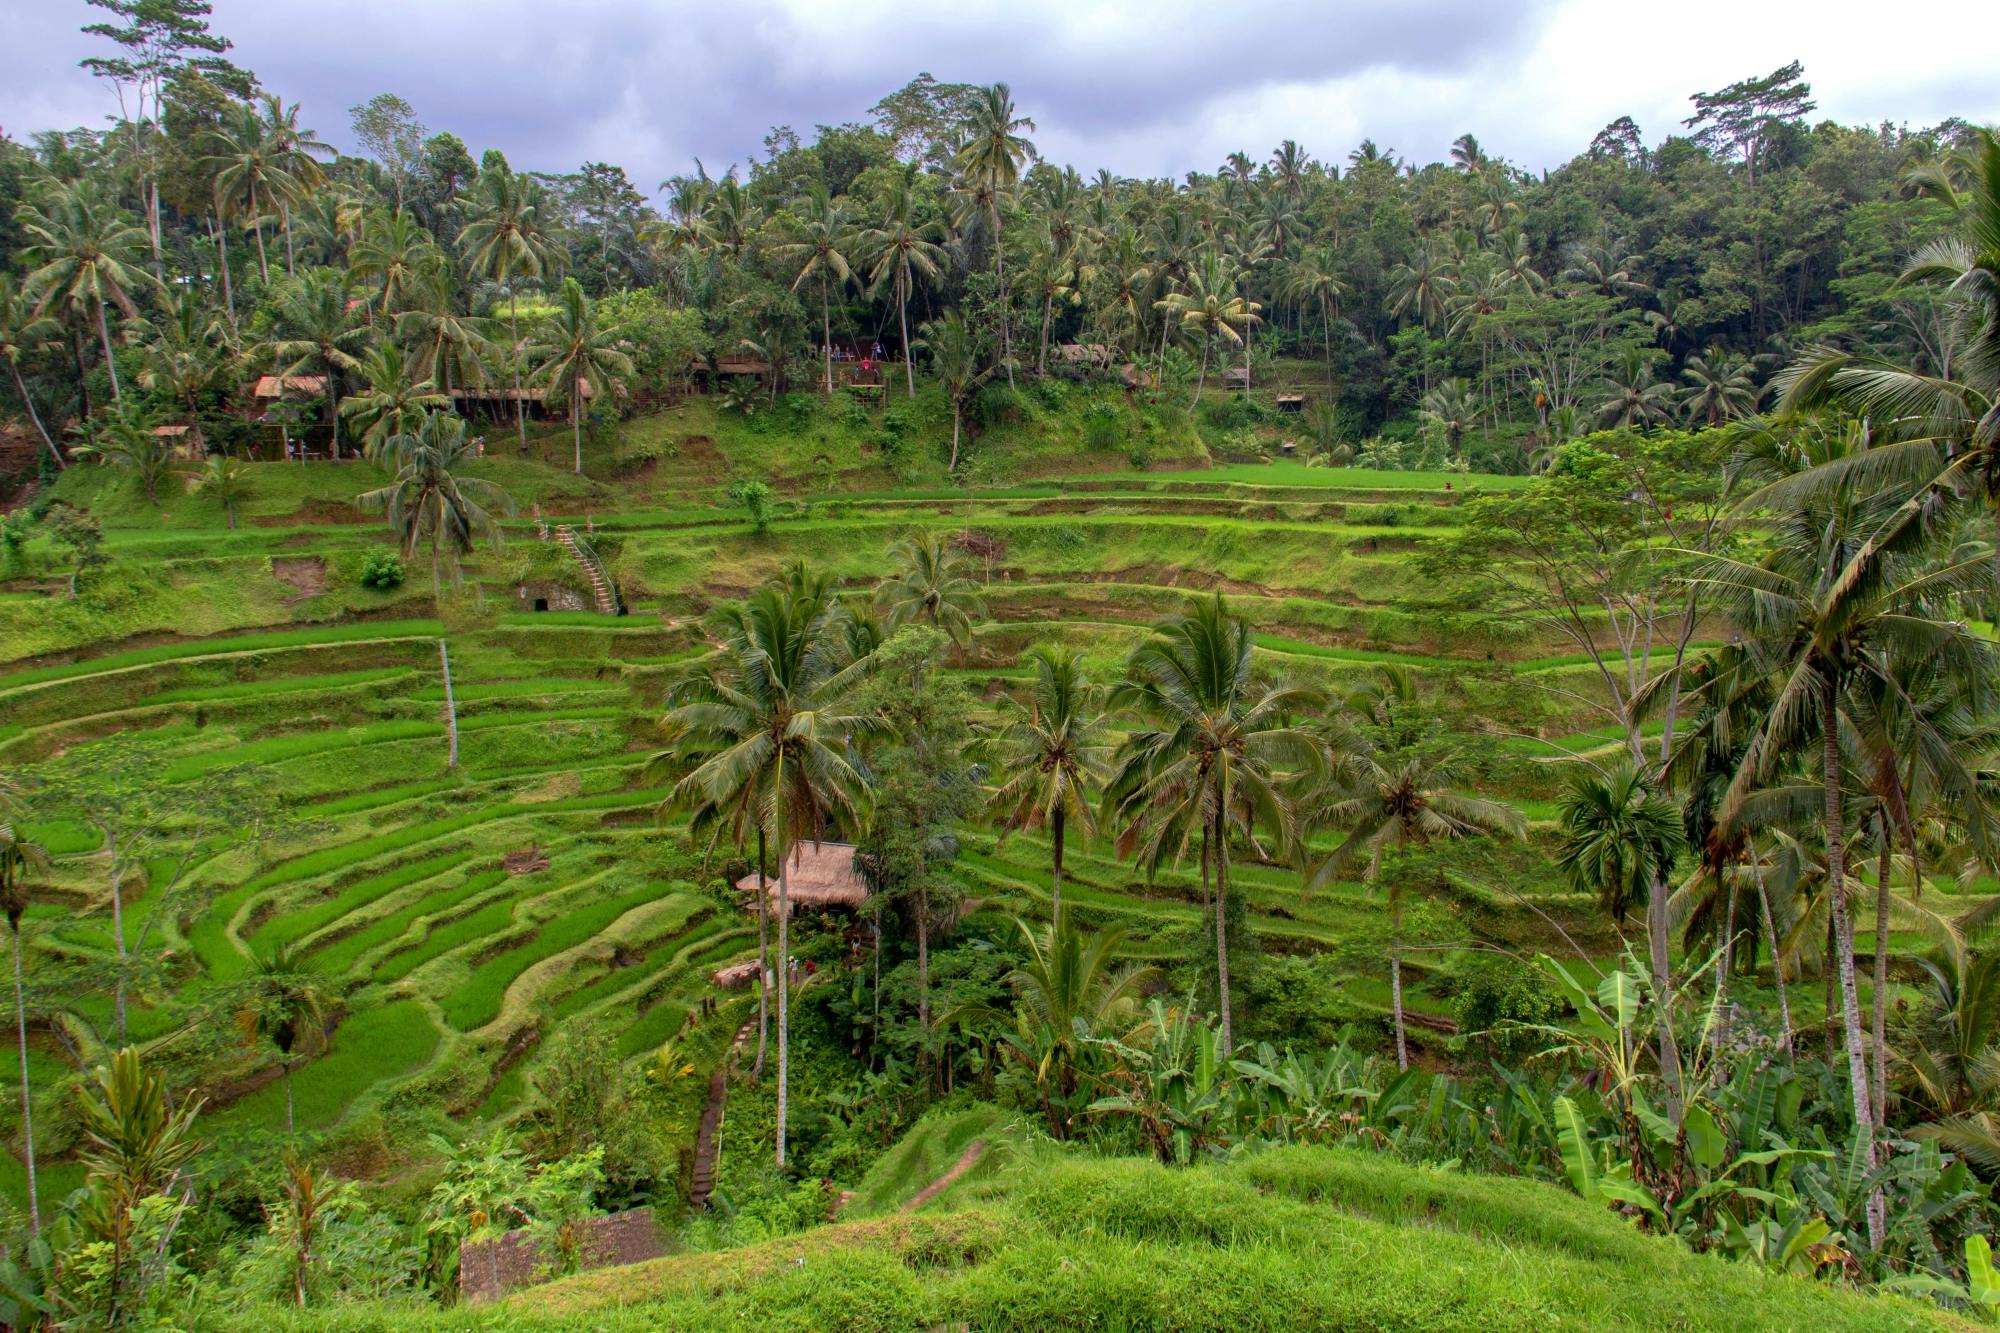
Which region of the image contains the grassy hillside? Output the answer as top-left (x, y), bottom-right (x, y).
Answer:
top-left (221, 1143), bottom-right (1961, 1331)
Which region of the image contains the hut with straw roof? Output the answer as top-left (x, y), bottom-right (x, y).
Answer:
top-left (734, 841), bottom-right (867, 914)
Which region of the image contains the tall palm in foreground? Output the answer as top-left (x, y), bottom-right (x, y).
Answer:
top-left (1108, 595), bottom-right (1321, 1052)
top-left (0, 276), bottom-right (65, 467)
top-left (238, 943), bottom-right (328, 1136)
top-left (354, 412), bottom-right (515, 596)
top-left (664, 573), bottom-right (869, 1166)
top-left (1552, 762), bottom-right (1687, 1087)
top-left (862, 179), bottom-right (948, 397)
top-left (1690, 482), bottom-right (1992, 1251)
top-left (1768, 130), bottom-right (2000, 599)
top-left (1, 808), bottom-right (47, 1235)
top-left (774, 187), bottom-right (855, 394)
top-left (461, 169), bottom-right (559, 450)
top-left (349, 208), bottom-right (442, 317)
top-left (204, 102), bottom-right (298, 283)
top-left (1311, 744), bottom-right (1525, 1068)
top-left (526, 278), bottom-right (634, 476)
top-left (20, 179), bottom-right (156, 404)
top-left (876, 531), bottom-right (986, 646)
top-left (987, 646), bottom-right (1111, 916)
top-left (1286, 246), bottom-right (1347, 394)
top-left (267, 269), bottom-right (370, 459)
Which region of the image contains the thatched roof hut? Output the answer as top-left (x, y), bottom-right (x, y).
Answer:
top-left (252, 374), bottom-right (327, 398)
top-left (735, 841), bottom-right (867, 912)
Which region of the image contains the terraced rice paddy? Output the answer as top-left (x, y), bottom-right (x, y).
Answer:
top-left (0, 460), bottom-right (1716, 1196)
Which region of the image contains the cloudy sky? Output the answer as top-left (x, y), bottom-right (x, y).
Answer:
top-left (5, 0), bottom-right (1994, 193)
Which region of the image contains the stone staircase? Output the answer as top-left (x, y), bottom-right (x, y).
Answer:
top-left (688, 1021), bottom-right (755, 1212)
top-left (553, 524), bottom-right (620, 615)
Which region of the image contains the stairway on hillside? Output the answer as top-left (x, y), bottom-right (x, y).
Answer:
top-left (688, 1020), bottom-right (755, 1212)
top-left (553, 524), bottom-right (619, 615)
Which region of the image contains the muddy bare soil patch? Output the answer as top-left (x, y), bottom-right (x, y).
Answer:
top-left (272, 555), bottom-right (328, 600)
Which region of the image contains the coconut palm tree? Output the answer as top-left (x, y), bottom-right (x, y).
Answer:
top-left (396, 273), bottom-right (493, 399)
top-left (1596, 348), bottom-right (1677, 429)
top-left (1387, 245), bottom-right (1457, 335)
top-left (771, 186), bottom-right (856, 394)
top-left (354, 411), bottom-right (515, 596)
top-left (1689, 480), bottom-right (1991, 1251)
top-left (340, 341), bottom-right (448, 461)
top-left (1680, 347), bottom-right (1763, 425)
top-left (952, 910), bottom-right (1157, 1137)
top-left (185, 454), bottom-right (253, 529)
top-left (1285, 247), bottom-right (1347, 394)
top-left (266, 268), bottom-right (371, 459)
top-left (257, 94), bottom-right (333, 277)
top-left (861, 178), bottom-right (948, 398)
top-left (134, 290), bottom-right (230, 453)
top-left (1023, 237), bottom-right (1083, 376)
top-left (460, 168), bottom-right (559, 450)
top-left (986, 646), bottom-right (1111, 916)
top-left (525, 278), bottom-right (634, 476)
top-left (665, 571), bottom-right (870, 1166)
top-left (238, 943), bottom-right (327, 1136)
top-left (954, 83), bottom-right (1038, 389)
top-left (914, 312), bottom-right (991, 473)
top-left (1, 807), bottom-right (47, 1236)
top-left (1155, 256), bottom-right (1259, 406)
top-left (204, 102), bottom-right (295, 284)
top-left (75, 404), bottom-right (171, 504)
top-left (348, 208), bottom-right (442, 317)
top-left (1310, 743), bottom-right (1525, 1068)
top-left (19, 179), bottom-right (156, 404)
top-left (876, 531), bottom-right (987, 646)
top-left (1107, 594), bottom-right (1322, 1052)
top-left (0, 276), bottom-right (64, 468)
top-left (1419, 378), bottom-right (1482, 456)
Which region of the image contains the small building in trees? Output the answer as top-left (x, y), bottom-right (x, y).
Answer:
top-left (734, 841), bottom-right (867, 915)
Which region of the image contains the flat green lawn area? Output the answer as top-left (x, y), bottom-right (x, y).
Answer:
top-left (1067, 462), bottom-right (1533, 491)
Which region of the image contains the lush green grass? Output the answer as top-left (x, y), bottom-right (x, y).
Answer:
top-left (204, 998), bottom-right (441, 1137)
top-left (0, 620), bottom-right (444, 687)
top-left (437, 886), bottom-right (676, 1031)
top-left (1069, 461), bottom-right (1534, 491)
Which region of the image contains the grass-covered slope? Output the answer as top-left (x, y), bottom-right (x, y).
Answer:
top-left (226, 1144), bottom-right (1961, 1331)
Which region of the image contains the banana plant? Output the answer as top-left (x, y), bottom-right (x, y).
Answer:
top-left (1087, 998), bottom-right (1232, 1165)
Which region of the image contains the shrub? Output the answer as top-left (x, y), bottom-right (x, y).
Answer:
top-left (1081, 402), bottom-right (1120, 452)
top-left (1126, 448), bottom-right (1147, 472)
top-left (728, 479), bottom-right (775, 534)
top-left (971, 383), bottom-right (1024, 428)
top-left (358, 549), bottom-right (405, 590)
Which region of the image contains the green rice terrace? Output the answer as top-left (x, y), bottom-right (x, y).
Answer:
top-left (5, 25), bottom-right (2000, 1329)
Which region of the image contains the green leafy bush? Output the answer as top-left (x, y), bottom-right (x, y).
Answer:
top-left (1081, 402), bottom-right (1120, 452)
top-left (359, 550), bottom-right (405, 590)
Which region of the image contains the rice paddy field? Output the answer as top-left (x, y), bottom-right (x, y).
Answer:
top-left (0, 396), bottom-right (1967, 1219)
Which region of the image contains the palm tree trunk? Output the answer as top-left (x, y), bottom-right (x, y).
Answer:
top-left (1049, 805), bottom-right (1064, 919)
top-left (1038, 295), bottom-right (1052, 377)
top-left (1390, 886), bottom-right (1408, 1070)
top-left (899, 272), bottom-right (915, 399)
top-left (251, 183), bottom-right (270, 283)
top-left (211, 202), bottom-right (236, 324)
top-left (96, 298), bottom-right (122, 403)
top-left (1647, 868), bottom-right (1683, 1116)
top-left (12, 927), bottom-right (39, 1237)
top-left (1193, 336), bottom-right (1209, 407)
top-left (1322, 300), bottom-right (1335, 396)
top-left (283, 203), bottom-right (296, 277)
top-left (821, 281), bottom-right (833, 394)
top-left (918, 894), bottom-right (932, 1080)
top-left (572, 400), bottom-right (583, 476)
top-left (775, 805), bottom-right (790, 1169)
top-left (1821, 689), bottom-right (1884, 1251)
top-left (109, 830), bottom-right (128, 1045)
top-left (996, 233), bottom-right (1015, 391)
top-left (1871, 825), bottom-right (1891, 1130)
top-left (754, 828), bottom-right (769, 1080)
top-left (1213, 806), bottom-right (1232, 1054)
top-left (948, 404), bottom-right (962, 473)
top-left (9, 364), bottom-right (62, 469)
top-left (284, 1062), bottom-right (295, 1136)
top-left (1756, 862), bottom-right (1794, 1058)
top-left (1715, 870), bottom-right (1740, 1055)
top-left (510, 294), bottom-right (527, 451)
top-left (325, 381), bottom-right (341, 460)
